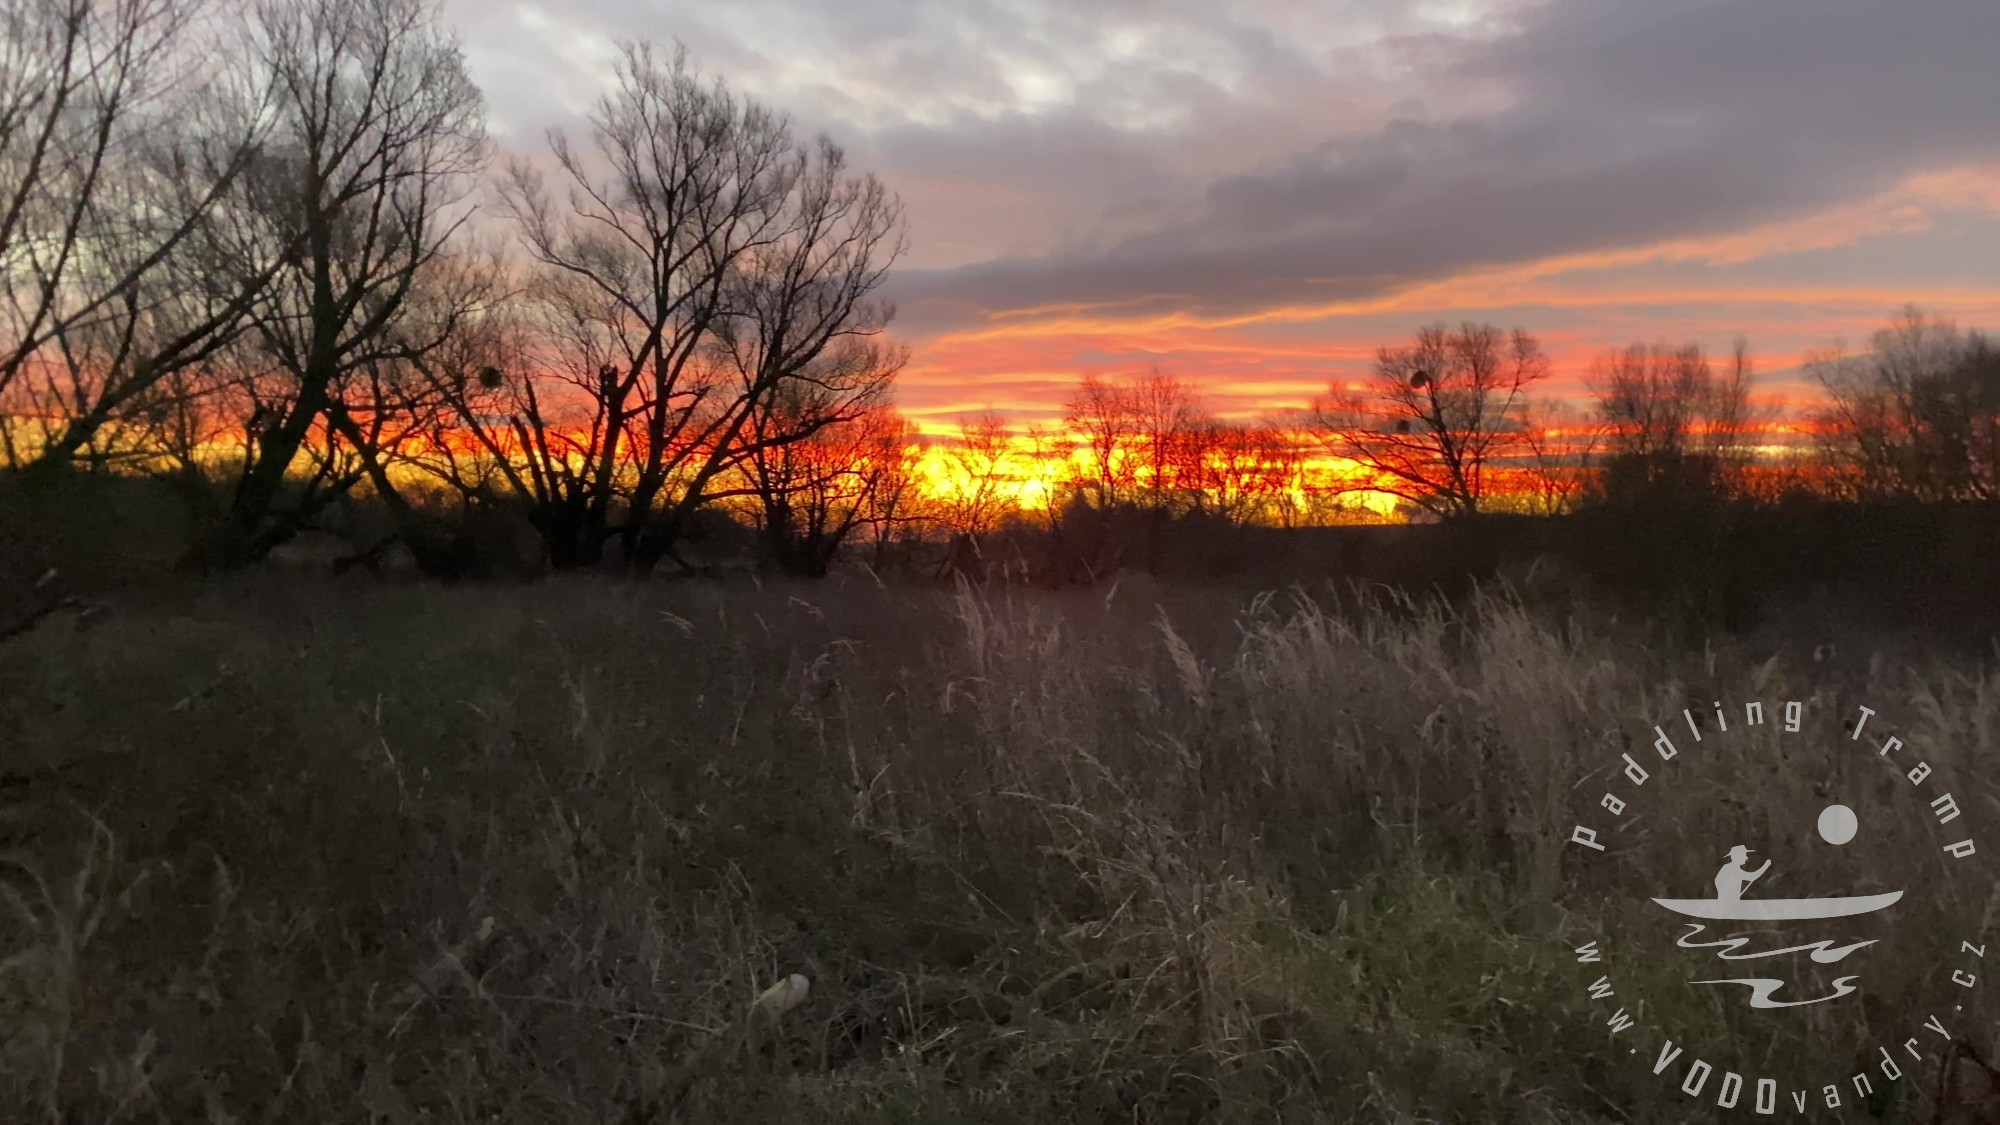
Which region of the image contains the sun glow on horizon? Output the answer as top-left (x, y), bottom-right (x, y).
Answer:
top-left (905, 428), bottom-right (1408, 521)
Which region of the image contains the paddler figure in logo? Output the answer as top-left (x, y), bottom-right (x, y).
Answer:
top-left (1653, 809), bottom-right (1902, 922)
top-left (1713, 845), bottom-right (1771, 904)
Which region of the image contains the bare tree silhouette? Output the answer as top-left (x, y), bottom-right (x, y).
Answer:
top-left (1809, 307), bottom-right (1999, 503)
top-left (1314, 322), bottom-right (1548, 519)
top-left (1588, 338), bottom-right (1759, 503)
top-left (210, 0), bottom-right (487, 565)
top-left (1, 0), bottom-right (269, 470)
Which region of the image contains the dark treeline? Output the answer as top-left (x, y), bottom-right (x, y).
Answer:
top-left (938, 312), bottom-right (2000, 646)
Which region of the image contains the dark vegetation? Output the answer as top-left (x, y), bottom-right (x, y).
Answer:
top-left (5, 575), bottom-right (1998, 1123)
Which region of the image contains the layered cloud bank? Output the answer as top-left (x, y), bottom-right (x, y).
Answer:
top-left (452, 0), bottom-right (2000, 430)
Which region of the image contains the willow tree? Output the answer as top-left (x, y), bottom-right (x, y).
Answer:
top-left (207, 0), bottom-right (487, 564)
top-left (0, 0), bottom-right (267, 469)
top-left (1314, 322), bottom-right (1548, 519)
top-left (1587, 339), bottom-right (1757, 503)
top-left (487, 43), bottom-right (904, 572)
top-left (1808, 307), bottom-right (1999, 503)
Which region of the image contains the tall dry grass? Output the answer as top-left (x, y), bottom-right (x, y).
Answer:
top-left (0, 574), bottom-right (1992, 1122)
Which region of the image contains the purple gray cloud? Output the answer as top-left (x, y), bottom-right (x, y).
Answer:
top-left (443, 0), bottom-right (2000, 420)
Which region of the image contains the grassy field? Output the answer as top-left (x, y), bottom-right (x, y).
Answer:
top-left (1, 574), bottom-right (1995, 1122)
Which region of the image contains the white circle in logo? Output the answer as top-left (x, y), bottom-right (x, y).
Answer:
top-left (1817, 803), bottom-right (1858, 846)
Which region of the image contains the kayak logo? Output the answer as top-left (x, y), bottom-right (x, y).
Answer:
top-left (1565, 697), bottom-right (1986, 1115)
top-left (1660, 825), bottom-right (1901, 1011)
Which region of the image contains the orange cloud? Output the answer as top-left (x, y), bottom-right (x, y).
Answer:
top-left (888, 164), bottom-right (2000, 433)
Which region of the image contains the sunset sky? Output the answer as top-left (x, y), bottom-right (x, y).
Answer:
top-left (448, 0), bottom-right (2000, 436)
